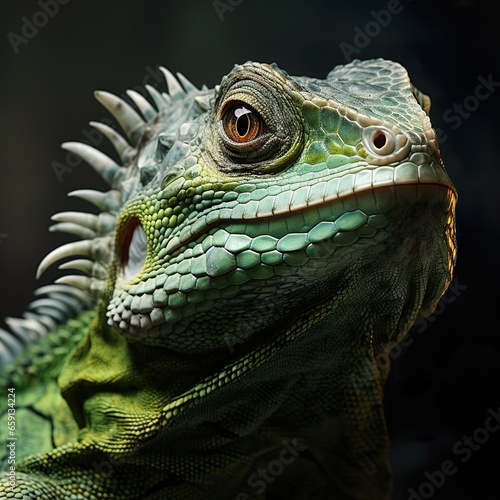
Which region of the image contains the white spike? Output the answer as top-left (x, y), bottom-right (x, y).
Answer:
top-left (59, 259), bottom-right (108, 280)
top-left (62, 142), bottom-right (120, 185)
top-left (176, 72), bottom-right (198, 93)
top-left (68, 189), bottom-right (121, 213)
top-left (54, 275), bottom-right (92, 292)
top-left (32, 307), bottom-right (65, 323)
top-left (126, 90), bottom-right (156, 121)
top-left (55, 275), bottom-right (93, 293)
top-left (68, 189), bottom-right (107, 210)
top-left (145, 84), bottom-right (167, 110)
top-left (3, 320), bottom-right (27, 340)
top-left (51, 211), bottom-right (99, 230)
top-left (89, 121), bottom-right (129, 162)
top-left (97, 212), bottom-right (117, 234)
top-left (50, 210), bottom-right (116, 238)
top-left (23, 312), bottom-right (58, 332)
top-left (49, 222), bottom-right (97, 240)
top-left (159, 67), bottom-right (185, 100)
top-left (0, 327), bottom-right (24, 362)
top-left (6, 317), bottom-right (47, 338)
top-left (36, 240), bottom-right (94, 279)
top-left (194, 95), bottom-right (211, 112)
top-left (33, 284), bottom-right (91, 303)
top-left (28, 299), bottom-right (70, 315)
top-left (201, 84), bottom-right (209, 91)
top-left (39, 293), bottom-right (82, 313)
top-left (58, 259), bottom-right (94, 275)
top-left (94, 90), bottom-right (146, 145)
top-left (5, 318), bottom-right (42, 341)
top-left (161, 92), bottom-right (173, 104)
top-left (43, 293), bottom-right (81, 313)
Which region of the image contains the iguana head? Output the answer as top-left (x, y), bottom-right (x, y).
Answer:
top-left (3, 59), bottom-right (458, 500)
top-left (37, 59), bottom-right (456, 355)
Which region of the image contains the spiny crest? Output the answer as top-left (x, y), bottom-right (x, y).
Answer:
top-left (0, 285), bottom-right (93, 370)
top-left (0, 68), bottom-right (201, 370)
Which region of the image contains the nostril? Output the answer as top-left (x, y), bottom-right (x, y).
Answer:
top-left (362, 126), bottom-right (399, 160)
top-left (372, 130), bottom-right (387, 150)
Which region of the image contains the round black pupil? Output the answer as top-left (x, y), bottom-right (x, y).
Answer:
top-left (234, 107), bottom-right (251, 137)
top-left (373, 131), bottom-right (387, 149)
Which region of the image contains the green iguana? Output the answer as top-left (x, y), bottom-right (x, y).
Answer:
top-left (0, 59), bottom-right (456, 499)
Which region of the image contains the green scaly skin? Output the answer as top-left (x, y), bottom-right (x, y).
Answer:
top-left (0, 59), bottom-right (456, 499)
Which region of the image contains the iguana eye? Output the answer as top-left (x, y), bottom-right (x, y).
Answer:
top-left (207, 64), bottom-right (304, 173)
top-left (221, 101), bottom-right (264, 143)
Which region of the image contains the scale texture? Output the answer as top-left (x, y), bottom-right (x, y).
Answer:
top-left (0, 59), bottom-right (456, 499)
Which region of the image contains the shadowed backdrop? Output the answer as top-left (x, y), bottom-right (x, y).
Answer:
top-left (0, 1), bottom-right (498, 498)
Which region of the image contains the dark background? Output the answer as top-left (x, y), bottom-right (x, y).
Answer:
top-left (0, 1), bottom-right (498, 498)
